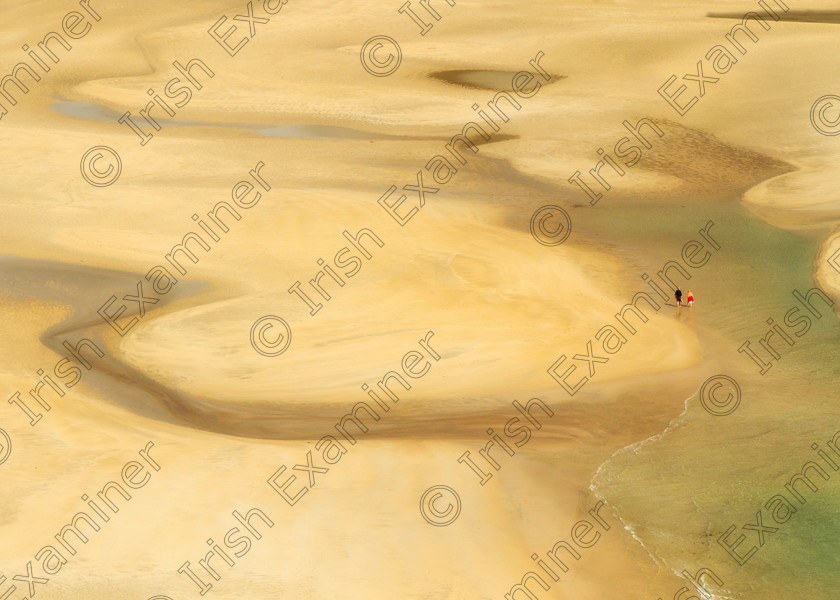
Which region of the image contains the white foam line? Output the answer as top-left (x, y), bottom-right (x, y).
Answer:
top-left (588, 390), bottom-right (740, 600)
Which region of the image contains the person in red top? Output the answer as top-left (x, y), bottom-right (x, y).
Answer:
top-left (687, 290), bottom-right (694, 306)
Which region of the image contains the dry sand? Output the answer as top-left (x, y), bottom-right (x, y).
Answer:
top-left (1, 1), bottom-right (838, 599)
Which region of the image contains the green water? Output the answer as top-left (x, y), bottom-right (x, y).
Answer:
top-left (582, 194), bottom-right (840, 599)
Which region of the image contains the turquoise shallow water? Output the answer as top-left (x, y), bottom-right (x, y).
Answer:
top-left (583, 193), bottom-right (840, 599)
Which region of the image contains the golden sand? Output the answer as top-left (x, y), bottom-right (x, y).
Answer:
top-left (1, 1), bottom-right (838, 599)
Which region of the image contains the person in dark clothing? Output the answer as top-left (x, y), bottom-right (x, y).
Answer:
top-left (675, 287), bottom-right (682, 307)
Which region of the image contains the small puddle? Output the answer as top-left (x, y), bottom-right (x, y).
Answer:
top-left (256, 124), bottom-right (411, 140)
top-left (50, 99), bottom-right (424, 140)
top-left (52, 100), bottom-right (125, 121)
top-left (51, 99), bottom-right (519, 145)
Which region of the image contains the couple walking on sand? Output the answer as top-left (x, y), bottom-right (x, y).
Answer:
top-left (674, 287), bottom-right (694, 307)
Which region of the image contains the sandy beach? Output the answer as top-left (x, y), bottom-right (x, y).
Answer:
top-left (1, 1), bottom-right (839, 599)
